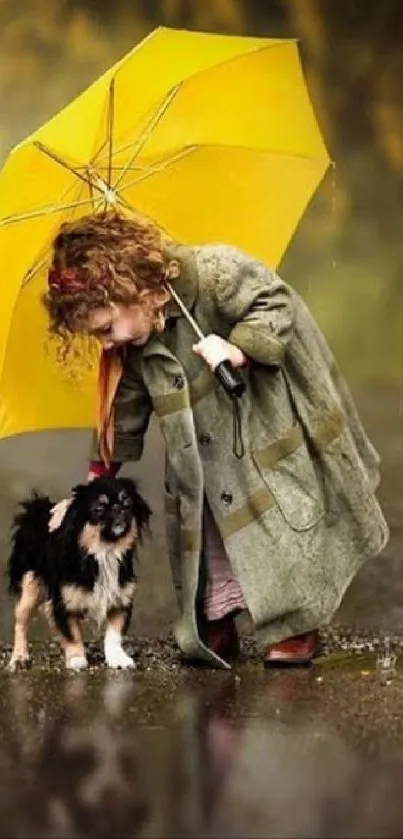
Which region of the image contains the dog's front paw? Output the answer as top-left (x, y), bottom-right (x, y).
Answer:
top-left (8, 653), bottom-right (30, 672)
top-left (105, 647), bottom-right (136, 670)
top-left (66, 655), bottom-right (88, 672)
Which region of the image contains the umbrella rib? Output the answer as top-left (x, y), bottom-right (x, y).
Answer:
top-left (21, 253), bottom-right (50, 289)
top-left (79, 163), bottom-right (151, 173)
top-left (20, 193), bottom-right (105, 288)
top-left (114, 143), bottom-right (329, 200)
top-left (96, 135), bottom-right (158, 164)
top-left (106, 78), bottom-right (115, 190)
top-left (127, 141), bottom-right (329, 168)
top-left (115, 194), bottom-right (174, 240)
top-left (0, 196), bottom-right (102, 228)
top-left (115, 193), bottom-right (139, 214)
top-left (85, 168), bottom-right (97, 210)
top-left (113, 83), bottom-right (181, 191)
top-left (33, 141), bottom-right (106, 199)
top-left (88, 137), bottom-right (109, 167)
top-left (201, 143), bottom-right (329, 164)
top-left (116, 146), bottom-right (197, 193)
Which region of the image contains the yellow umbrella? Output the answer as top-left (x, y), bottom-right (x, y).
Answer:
top-left (0, 26), bottom-right (330, 439)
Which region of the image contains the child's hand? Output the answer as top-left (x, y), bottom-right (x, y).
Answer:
top-left (48, 497), bottom-right (72, 532)
top-left (48, 468), bottom-right (99, 532)
top-left (48, 466), bottom-right (108, 532)
top-left (192, 334), bottom-right (246, 371)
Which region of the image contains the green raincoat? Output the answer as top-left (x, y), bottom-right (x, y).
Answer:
top-left (91, 244), bottom-right (389, 668)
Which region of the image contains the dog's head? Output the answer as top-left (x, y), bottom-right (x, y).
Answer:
top-left (67, 477), bottom-right (151, 552)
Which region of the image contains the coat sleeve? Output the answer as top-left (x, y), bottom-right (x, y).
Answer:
top-left (89, 359), bottom-right (153, 463)
top-left (207, 246), bottom-right (295, 366)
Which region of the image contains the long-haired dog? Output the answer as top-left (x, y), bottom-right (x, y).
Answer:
top-left (7, 476), bottom-right (151, 671)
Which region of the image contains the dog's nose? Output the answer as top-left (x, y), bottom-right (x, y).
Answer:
top-left (110, 505), bottom-right (127, 524)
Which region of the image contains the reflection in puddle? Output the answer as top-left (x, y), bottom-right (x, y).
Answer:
top-left (2, 671), bottom-right (403, 837)
top-left (1, 675), bottom-right (150, 838)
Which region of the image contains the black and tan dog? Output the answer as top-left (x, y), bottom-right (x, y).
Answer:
top-left (7, 476), bottom-right (151, 671)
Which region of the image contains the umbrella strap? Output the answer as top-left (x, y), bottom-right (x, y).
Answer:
top-left (232, 397), bottom-right (245, 459)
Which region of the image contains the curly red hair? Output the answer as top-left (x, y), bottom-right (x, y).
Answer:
top-left (42, 211), bottom-right (171, 338)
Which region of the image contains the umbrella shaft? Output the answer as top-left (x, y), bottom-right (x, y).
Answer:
top-left (165, 282), bottom-right (205, 341)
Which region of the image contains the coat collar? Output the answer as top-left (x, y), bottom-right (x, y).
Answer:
top-left (163, 243), bottom-right (198, 319)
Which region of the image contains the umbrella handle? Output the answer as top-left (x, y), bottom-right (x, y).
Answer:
top-left (165, 281), bottom-right (245, 397)
top-left (214, 359), bottom-right (246, 398)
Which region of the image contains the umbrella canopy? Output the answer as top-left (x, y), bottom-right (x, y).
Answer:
top-left (0, 26), bottom-right (330, 439)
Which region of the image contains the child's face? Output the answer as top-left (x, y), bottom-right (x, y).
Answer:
top-left (85, 301), bottom-right (156, 350)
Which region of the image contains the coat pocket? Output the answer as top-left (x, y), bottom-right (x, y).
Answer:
top-left (252, 424), bottom-right (325, 531)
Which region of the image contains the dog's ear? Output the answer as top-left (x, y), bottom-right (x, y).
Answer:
top-left (121, 479), bottom-right (151, 538)
top-left (56, 482), bottom-right (92, 533)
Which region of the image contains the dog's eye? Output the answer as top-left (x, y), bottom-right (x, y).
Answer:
top-left (118, 492), bottom-right (132, 508)
top-left (91, 501), bottom-right (107, 516)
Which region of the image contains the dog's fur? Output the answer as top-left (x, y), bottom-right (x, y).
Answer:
top-left (7, 476), bottom-right (151, 671)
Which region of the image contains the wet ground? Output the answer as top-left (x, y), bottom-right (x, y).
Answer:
top-left (1, 634), bottom-right (403, 838)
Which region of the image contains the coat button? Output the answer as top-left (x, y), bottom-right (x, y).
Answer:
top-left (220, 490), bottom-right (233, 505)
top-left (199, 432), bottom-right (212, 446)
top-left (173, 375), bottom-right (185, 390)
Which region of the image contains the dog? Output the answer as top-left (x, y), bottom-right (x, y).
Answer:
top-left (7, 476), bottom-right (151, 671)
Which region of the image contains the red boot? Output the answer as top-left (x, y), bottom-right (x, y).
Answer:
top-left (264, 631), bottom-right (320, 666)
top-left (200, 614), bottom-right (240, 662)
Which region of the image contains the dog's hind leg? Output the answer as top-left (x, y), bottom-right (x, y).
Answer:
top-left (8, 572), bottom-right (41, 671)
top-left (104, 609), bottom-right (135, 669)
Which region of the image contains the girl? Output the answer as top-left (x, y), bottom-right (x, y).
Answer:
top-left (44, 211), bottom-right (388, 669)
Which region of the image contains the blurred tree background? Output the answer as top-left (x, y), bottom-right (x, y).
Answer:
top-left (1, 0), bottom-right (402, 381)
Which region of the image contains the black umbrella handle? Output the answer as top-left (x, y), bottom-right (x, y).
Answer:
top-left (214, 360), bottom-right (246, 398)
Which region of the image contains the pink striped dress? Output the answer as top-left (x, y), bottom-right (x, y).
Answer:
top-left (202, 501), bottom-right (246, 620)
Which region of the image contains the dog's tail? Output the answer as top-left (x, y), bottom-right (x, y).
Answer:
top-left (7, 493), bottom-right (52, 595)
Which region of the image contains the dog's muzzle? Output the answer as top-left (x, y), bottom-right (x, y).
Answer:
top-left (104, 506), bottom-right (132, 539)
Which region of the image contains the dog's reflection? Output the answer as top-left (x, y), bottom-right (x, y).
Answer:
top-left (3, 675), bottom-right (150, 838)
top-left (2, 673), bottom-right (241, 839)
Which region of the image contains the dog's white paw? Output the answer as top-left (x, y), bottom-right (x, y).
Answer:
top-left (66, 655), bottom-right (88, 671)
top-left (8, 654), bottom-right (30, 672)
top-left (105, 646), bottom-right (135, 670)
